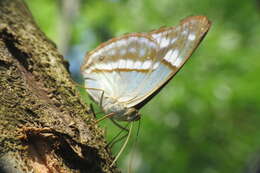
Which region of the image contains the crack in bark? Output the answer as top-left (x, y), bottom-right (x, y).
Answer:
top-left (0, 59), bottom-right (11, 69)
top-left (0, 29), bottom-right (32, 72)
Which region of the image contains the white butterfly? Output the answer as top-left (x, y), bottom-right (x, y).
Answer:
top-left (81, 16), bottom-right (211, 122)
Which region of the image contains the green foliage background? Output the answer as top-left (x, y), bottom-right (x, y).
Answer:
top-left (25, 0), bottom-right (260, 172)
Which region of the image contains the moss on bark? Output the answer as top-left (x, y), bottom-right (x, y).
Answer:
top-left (0, 0), bottom-right (118, 172)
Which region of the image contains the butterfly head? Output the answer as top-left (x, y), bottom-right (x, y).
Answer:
top-left (121, 107), bottom-right (141, 121)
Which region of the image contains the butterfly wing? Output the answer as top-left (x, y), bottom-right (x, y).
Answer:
top-left (81, 34), bottom-right (160, 108)
top-left (81, 16), bottom-right (211, 110)
top-left (125, 16), bottom-right (211, 108)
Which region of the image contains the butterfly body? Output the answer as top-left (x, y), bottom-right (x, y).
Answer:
top-left (102, 97), bottom-right (140, 121)
top-left (81, 16), bottom-right (211, 122)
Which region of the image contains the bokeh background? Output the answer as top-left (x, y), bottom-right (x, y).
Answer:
top-left (25, 0), bottom-right (260, 172)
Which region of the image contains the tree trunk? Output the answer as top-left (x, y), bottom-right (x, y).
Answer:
top-left (0, 0), bottom-right (117, 172)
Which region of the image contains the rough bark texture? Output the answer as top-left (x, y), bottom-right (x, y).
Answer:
top-left (0, 0), bottom-right (117, 172)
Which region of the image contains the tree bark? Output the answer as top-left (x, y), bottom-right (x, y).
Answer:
top-left (0, 0), bottom-right (117, 172)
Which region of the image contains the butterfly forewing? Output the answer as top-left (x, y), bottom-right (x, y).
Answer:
top-left (81, 16), bottom-right (211, 112)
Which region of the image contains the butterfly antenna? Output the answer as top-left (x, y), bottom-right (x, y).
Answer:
top-left (110, 122), bottom-right (133, 168)
top-left (128, 119), bottom-right (141, 173)
top-left (110, 119), bottom-right (129, 132)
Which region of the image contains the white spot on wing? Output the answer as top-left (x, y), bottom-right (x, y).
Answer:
top-left (153, 62), bottom-right (160, 69)
top-left (182, 30), bottom-right (188, 35)
top-left (171, 38), bottom-right (177, 44)
top-left (126, 59), bottom-right (134, 69)
top-left (108, 49), bottom-right (116, 56)
top-left (92, 51), bottom-right (101, 60)
top-left (104, 63), bottom-right (112, 70)
top-left (118, 59), bottom-right (125, 69)
top-left (103, 44), bottom-right (110, 52)
top-left (152, 33), bottom-right (162, 40)
top-left (152, 31), bottom-right (168, 42)
top-left (111, 61), bottom-right (117, 69)
top-left (120, 49), bottom-right (126, 55)
top-left (95, 63), bottom-right (102, 70)
top-left (188, 33), bottom-right (196, 41)
top-left (139, 49), bottom-right (146, 57)
top-left (129, 47), bottom-right (136, 53)
top-left (140, 38), bottom-right (148, 44)
top-left (164, 49), bottom-right (179, 66)
top-left (84, 68), bottom-right (91, 74)
top-left (149, 42), bottom-right (157, 49)
top-left (118, 39), bottom-right (127, 47)
top-left (173, 57), bottom-right (183, 67)
top-left (135, 61), bottom-right (142, 69)
top-left (129, 37), bottom-right (138, 42)
top-left (164, 50), bottom-right (173, 62)
top-left (142, 60), bottom-right (152, 69)
top-left (160, 37), bottom-right (171, 48)
top-left (171, 50), bottom-right (179, 59)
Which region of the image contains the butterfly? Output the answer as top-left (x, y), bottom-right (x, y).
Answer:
top-left (81, 16), bottom-right (211, 122)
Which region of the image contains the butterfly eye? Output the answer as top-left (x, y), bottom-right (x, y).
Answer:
top-left (99, 56), bottom-right (105, 61)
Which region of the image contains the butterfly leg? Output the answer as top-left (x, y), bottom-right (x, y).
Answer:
top-left (106, 121), bottom-right (129, 149)
top-left (99, 90), bottom-right (105, 108)
top-left (95, 112), bottom-right (115, 124)
top-left (89, 103), bottom-right (97, 118)
top-left (95, 90), bottom-right (117, 123)
top-left (72, 82), bottom-right (109, 122)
